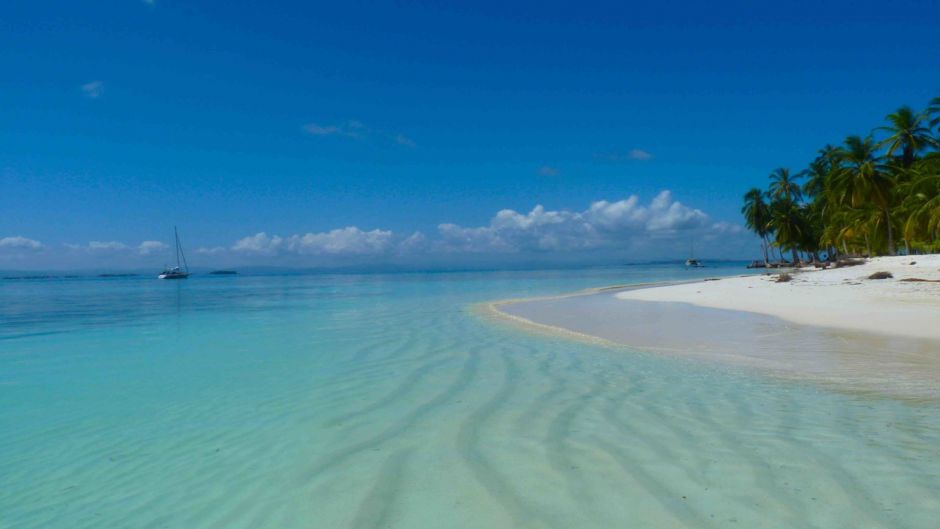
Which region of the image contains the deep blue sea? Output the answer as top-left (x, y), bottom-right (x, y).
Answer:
top-left (2, 263), bottom-right (938, 528)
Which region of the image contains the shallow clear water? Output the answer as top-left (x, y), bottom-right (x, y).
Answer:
top-left (2, 265), bottom-right (939, 529)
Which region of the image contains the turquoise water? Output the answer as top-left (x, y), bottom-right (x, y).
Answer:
top-left (2, 264), bottom-right (939, 528)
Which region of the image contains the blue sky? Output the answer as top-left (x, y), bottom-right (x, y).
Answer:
top-left (2, 0), bottom-right (939, 269)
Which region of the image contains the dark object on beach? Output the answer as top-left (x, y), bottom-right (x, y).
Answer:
top-left (209, 270), bottom-right (238, 275)
top-left (899, 277), bottom-right (940, 283)
top-left (835, 258), bottom-right (866, 268)
top-left (867, 271), bottom-right (893, 280)
top-left (775, 273), bottom-right (793, 283)
top-left (703, 278), bottom-right (721, 282)
top-left (909, 261), bottom-right (916, 265)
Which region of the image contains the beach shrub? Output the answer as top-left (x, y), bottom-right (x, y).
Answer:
top-left (867, 271), bottom-right (893, 280)
top-left (775, 273), bottom-right (793, 283)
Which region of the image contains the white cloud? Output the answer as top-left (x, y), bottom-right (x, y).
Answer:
top-left (81, 80), bottom-right (104, 99)
top-left (303, 120), bottom-right (368, 139)
top-left (303, 123), bottom-right (341, 136)
top-left (628, 149), bottom-right (653, 161)
top-left (287, 227), bottom-right (393, 255)
top-left (194, 246), bottom-right (227, 255)
top-left (435, 191), bottom-right (709, 253)
top-left (63, 240), bottom-right (174, 255)
top-left (303, 120), bottom-right (414, 148)
top-left (537, 165), bottom-right (560, 177)
top-left (395, 134), bottom-right (416, 147)
top-left (0, 236), bottom-right (43, 251)
top-left (137, 240), bottom-right (168, 255)
top-left (225, 191), bottom-right (732, 261)
top-left (232, 228), bottom-right (394, 256)
top-left (232, 232), bottom-right (284, 255)
top-left (595, 148), bottom-right (653, 162)
top-left (88, 240), bottom-right (127, 251)
top-left (397, 232), bottom-right (429, 254)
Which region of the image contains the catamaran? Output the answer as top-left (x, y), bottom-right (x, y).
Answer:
top-left (158, 226), bottom-right (190, 279)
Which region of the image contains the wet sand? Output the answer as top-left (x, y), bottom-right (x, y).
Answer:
top-left (493, 288), bottom-right (940, 401)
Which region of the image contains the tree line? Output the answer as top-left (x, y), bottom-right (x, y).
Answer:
top-left (742, 96), bottom-right (940, 264)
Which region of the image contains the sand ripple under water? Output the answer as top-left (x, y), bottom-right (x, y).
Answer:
top-left (1, 270), bottom-right (939, 528)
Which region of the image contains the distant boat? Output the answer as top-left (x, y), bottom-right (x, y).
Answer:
top-left (158, 226), bottom-right (190, 279)
top-left (686, 239), bottom-right (704, 267)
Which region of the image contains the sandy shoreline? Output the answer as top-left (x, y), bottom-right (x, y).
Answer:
top-left (485, 256), bottom-right (940, 400)
top-left (617, 255), bottom-right (940, 342)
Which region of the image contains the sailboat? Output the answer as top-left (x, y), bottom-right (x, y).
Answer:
top-left (685, 239), bottom-right (703, 267)
top-left (158, 226), bottom-right (190, 279)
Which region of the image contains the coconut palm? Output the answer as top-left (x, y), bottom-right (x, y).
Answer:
top-left (928, 97), bottom-right (940, 131)
top-left (768, 167), bottom-right (802, 203)
top-left (877, 106), bottom-right (938, 168)
top-left (799, 154), bottom-right (832, 199)
top-left (741, 188), bottom-right (771, 264)
top-left (899, 154), bottom-right (940, 246)
top-left (768, 197), bottom-right (806, 264)
top-left (831, 135), bottom-right (896, 254)
top-left (741, 95), bottom-right (940, 262)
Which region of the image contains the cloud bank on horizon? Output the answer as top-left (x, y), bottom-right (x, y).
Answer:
top-left (1, 191), bottom-right (752, 270)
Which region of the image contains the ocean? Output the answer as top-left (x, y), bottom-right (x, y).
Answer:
top-left (2, 264), bottom-right (938, 528)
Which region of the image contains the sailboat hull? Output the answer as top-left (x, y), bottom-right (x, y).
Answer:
top-left (158, 272), bottom-right (189, 279)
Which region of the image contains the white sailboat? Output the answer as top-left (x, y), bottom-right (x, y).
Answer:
top-left (685, 239), bottom-right (703, 267)
top-left (158, 226), bottom-right (190, 279)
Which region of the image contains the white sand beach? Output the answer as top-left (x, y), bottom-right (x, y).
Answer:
top-left (617, 255), bottom-right (940, 341)
top-left (488, 256), bottom-right (940, 399)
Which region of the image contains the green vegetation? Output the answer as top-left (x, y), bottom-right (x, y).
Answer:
top-left (742, 96), bottom-right (940, 263)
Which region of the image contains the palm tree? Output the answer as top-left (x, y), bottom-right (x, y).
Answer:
top-left (741, 188), bottom-right (771, 264)
top-left (877, 106), bottom-right (938, 168)
top-left (769, 197), bottom-right (805, 264)
top-left (928, 97), bottom-right (940, 131)
top-left (801, 147), bottom-right (835, 199)
top-left (831, 135), bottom-right (897, 254)
top-left (741, 96), bottom-right (940, 258)
top-left (768, 167), bottom-right (802, 203)
top-left (899, 153), bottom-right (940, 247)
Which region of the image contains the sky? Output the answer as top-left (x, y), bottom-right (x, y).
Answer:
top-left (2, 0), bottom-right (939, 270)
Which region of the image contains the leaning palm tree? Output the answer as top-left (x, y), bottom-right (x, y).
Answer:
top-left (877, 106), bottom-right (938, 168)
top-left (741, 188), bottom-right (771, 264)
top-left (831, 135), bottom-right (896, 254)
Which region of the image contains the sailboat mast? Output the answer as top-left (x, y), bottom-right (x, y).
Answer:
top-left (175, 226), bottom-right (189, 272)
top-left (174, 226), bottom-right (181, 268)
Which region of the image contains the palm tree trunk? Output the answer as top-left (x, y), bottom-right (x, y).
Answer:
top-left (884, 208), bottom-right (895, 255)
top-left (761, 236), bottom-right (770, 265)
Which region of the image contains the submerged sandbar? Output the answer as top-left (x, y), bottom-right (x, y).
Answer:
top-left (491, 262), bottom-right (940, 400)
